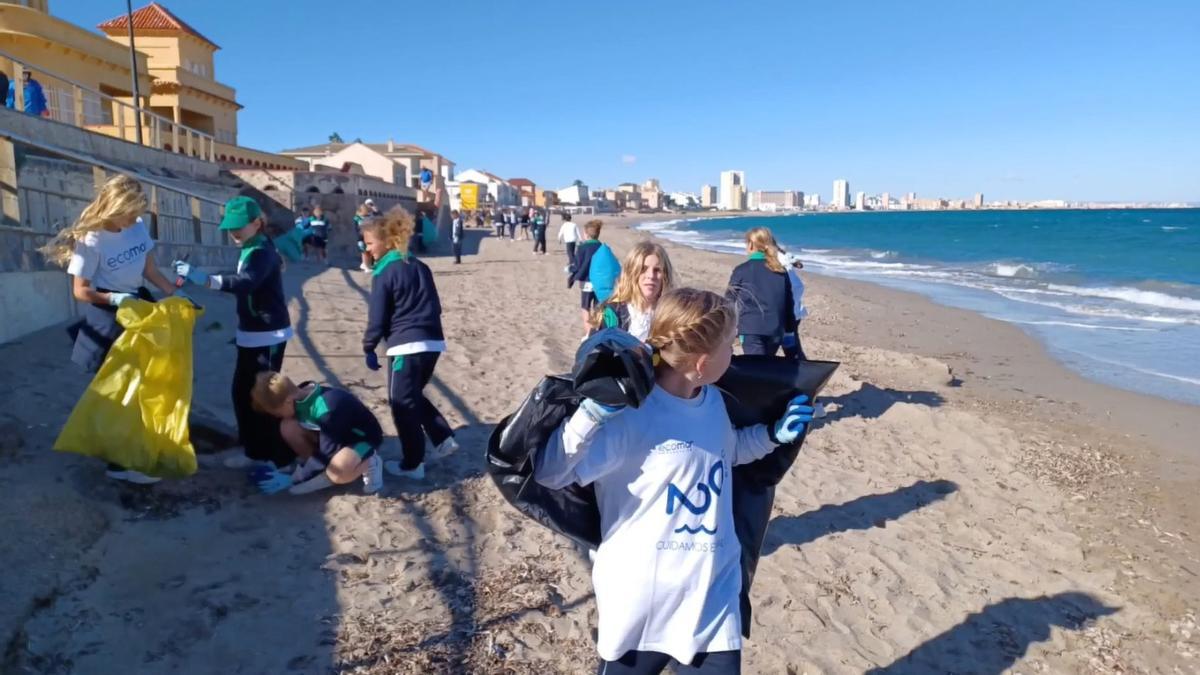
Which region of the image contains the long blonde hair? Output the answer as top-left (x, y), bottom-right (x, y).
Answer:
top-left (358, 206), bottom-right (416, 255)
top-left (646, 288), bottom-right (738, 371)
top-left (42, 174), bottom-right (148, 267)
top-left (746, 226), bottom-right (785, 273)
top-left (590, 241), bottom-right (675, 328)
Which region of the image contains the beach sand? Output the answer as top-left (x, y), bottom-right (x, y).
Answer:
top-left (1, 214), bottom-right (1197, 673)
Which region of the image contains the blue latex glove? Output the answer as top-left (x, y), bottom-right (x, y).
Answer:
top-left (364, 351), bottom-right (381, 371)
top-left (357, 240), bottom-right (367, 252)
top-left (579, 398), bottom-right (624, 424)
top-left (772, 395), bottom-right (815, 444)
top-left (173, 260), bottom-right (209, 286)
top-left (108, 291), bottom-right (135, 306)
top-left (254, 468), bottom-right (294, 495)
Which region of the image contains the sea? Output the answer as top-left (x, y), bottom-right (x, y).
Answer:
top-left (637, 209), bottom-right (1200, 406)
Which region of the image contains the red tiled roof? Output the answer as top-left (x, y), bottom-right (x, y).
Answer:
top-left (98, 2), bottom-right (219, 50)
top-left (509, 177), bottom-right (535, 187)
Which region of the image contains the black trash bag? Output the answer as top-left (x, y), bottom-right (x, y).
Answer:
top-left (572, 328), bottom-right (655, 408)
top-left (485, 346), bottom-right (839, 637)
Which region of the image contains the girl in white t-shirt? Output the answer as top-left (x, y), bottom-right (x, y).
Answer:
top-left (537, 288), bottom-right (814, 674)
top-left (42, 174), bottom-right (181, 484)
top-left (589, 241), bottom-right (675, 342)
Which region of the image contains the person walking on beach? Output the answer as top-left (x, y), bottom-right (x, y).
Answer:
top-left (451, 209), bottom-right (465, 264)
top-left (725, 227), bottom-right (794, 356)
top-left (359, 208), bottom-right (459, 481)
top-left (492, 206), bottom-right (505, 238)
top-left (353, 203), bottom-right (375, 272)
top-left (535, 288), bottom-right (814, 675)
top-left (778, 251), bottom-right (808, 360)
top-left (568, 219), bottom-right (612, 334)
top-left (531, 209), bottom-right (548, 255)
top-left (590, 241), bottom-right (674, 341)
top-left (174, 196), bottom-right (295, 471)
top-left (506, 209), bottom-right (518, 240)
top-left (248, 372), bottom-right (385, 495)
top-left (302, 205), bottom-right (330, 265)
top-left (557, 212), bottom-right (581, 272)
top-left (43, 175), bottom-right (184, 484)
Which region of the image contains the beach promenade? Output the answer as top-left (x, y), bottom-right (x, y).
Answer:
top-left (1, 215), bottom-right (1197, 673)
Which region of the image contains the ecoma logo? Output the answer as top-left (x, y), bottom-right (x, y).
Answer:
top-left (106, 242), bottom-right (148, 269)
top-left (666, 461), bottom-right (724, 535)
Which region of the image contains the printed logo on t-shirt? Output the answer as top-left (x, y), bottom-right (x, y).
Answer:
top-left (106, 242), bottom-right (148, 269)
top-left (665, 460), bottom-right (724, 535)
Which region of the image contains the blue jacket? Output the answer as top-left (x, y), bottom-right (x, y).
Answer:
top-left (215, 234), bottom-right (292, 335)
top-left (363, 250), bottom-right (444, 353)
top-left (294, 382), bottom-right (384, 459)
top-left (569, 239), bottom-right (604, 288)
top-left (7, 78), bottom-right (48, 116)
top-left (726, 253), bottom-right (795, 338)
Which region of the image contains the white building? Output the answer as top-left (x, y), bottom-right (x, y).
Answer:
top-left (750, 190), bottom-right (802, 211)
top-left (880, 192), bottom-right (890, 211)
top-left (720, 170), bottom-right (745, 210)
top-left (804, 193), bottom-right (821, 209)
top-left (557, 182), bottom-right (590, 205)
top-left (454, 169), bottom-right (518, 206)
top-left (833, 179), bottom-right (850, 209)
top-left (855, 191), bottom-right (866, 210)
top-left (700, 184), bottom-right (717, 208)
top-left (669, 192), bottom-right (699, 209)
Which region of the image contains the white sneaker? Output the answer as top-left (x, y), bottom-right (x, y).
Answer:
top-left (362, 454), bottom-right (384, 494)
top-left (431, 436), bottom-right (459, 459)
top-left (105, 468), bottom-right (161, 484)
top-left (384, 461), bottom-right (425, 480)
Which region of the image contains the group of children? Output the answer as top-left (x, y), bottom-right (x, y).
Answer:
top-left (50, 176), bottom-right (454, 495)
top-left (50, 177), bottom-right (816, 673)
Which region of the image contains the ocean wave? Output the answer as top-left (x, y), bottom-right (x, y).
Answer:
top-left (1058, 348), bottom-right (1200, 387)
top-left (1007, 319), bottom-right (1157, 332)
top-left (1161, 225), bottom-right (1188, 232)
top-left (1045, 284), bottom-right (1200, 313)
top-left (988, 263), bottom-right (1038, 278)
top-left (869, 250), bottom-right (897, 259)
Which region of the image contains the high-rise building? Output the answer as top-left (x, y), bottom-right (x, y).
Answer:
top-left (750, 190), bottom-right (802, 211)
top-left (729, 184), bottom-right (747, 210)
top-left (974, 192), bottom-right (984, 208)
top-left (804, 193), bottom-right (821, 208)
top-left (880, 192), bottom-right (890, 211)
top-left (854, 191), bottom-right (866, 210)
top-left (833, 179), bottom-right (850, 209)
top-left (720, 170), bottom-right (745, 210)
top-left (700, 184), bottom-right (717, 207)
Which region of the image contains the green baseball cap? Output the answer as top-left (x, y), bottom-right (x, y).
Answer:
top-left (219, 196), bottom-right (263, 230)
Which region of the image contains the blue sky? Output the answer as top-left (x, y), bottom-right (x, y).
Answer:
top-left (59, 0), bottom-right (1200, 202)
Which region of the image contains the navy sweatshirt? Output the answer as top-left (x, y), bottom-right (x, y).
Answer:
top-left (362, 250), bottom-right (444, 353)
top-left (569, 239), bottom-right (604, 289)
top-left (213, 234), bottom-right (292, 345)
top-left (294, 382), bottom-right (384, 459)
top-left (725, 252), bottom-right (795, 338)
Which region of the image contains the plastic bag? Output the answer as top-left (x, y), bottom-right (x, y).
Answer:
top-left (54, 297), bottom-right (203, 478)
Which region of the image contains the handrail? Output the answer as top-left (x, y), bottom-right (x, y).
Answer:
top-left (0, 47), bottom-right (216, 162)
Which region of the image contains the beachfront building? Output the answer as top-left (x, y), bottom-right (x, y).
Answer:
top-left (640, 179), bottom-right (665, 211)
top-left (535, 189), bottom-right (557, 208)
top-left (880, 192), bottom-right (891, 211)
top-left (803, 193), bottom-right (821, 209)
top-left (454, 169), bottom-right (517, 206)
top-left (855, 191), bottom-right (867, 210)
top-left (719, 170), bottom-right (745, 210)
top-left (669, 192), bottom-right (698, 209)
top-left (833, 179), bottom-right (850, 209)
top-left (290, 142), bottom-right (408, 185)
top-left (557, 182), bottom-right (590, 205)
top-left (750, 190), bottom-right (803, 211)
top-left (700, 184), bottom-right (717, 208)
top-left (509, 178), bottom-right (537, 207)
top-left (974, 192), bottom-right (985, 208)
top-left (281, 140), bottom-right (455, 191)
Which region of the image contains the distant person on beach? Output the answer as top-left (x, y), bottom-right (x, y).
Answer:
top-left (507, 209), bottom-right (518, 240)
top-left (725, 227), bottom-right (794, 356)
top-left (451, 209), bottom-right (464, 264)
top-left (531, 209), bottom-right (547, 255)
top-left (175, 196), bottom-right (295, 471)
top-left (557, 212), bottom-right (581, 272)
top-left (777, 251), bottom-right (808, 360)
top-left (353, 203), bottom-right (374, 272)
top-left (535, 288), bottom-right (814, 674)
top-left (359, 209), bottom-right (459, 481)
top-left (519, 210), bottom-right (532, 241)
top-left (294, 206), bottom-right (310, 229)
top-left (492, 207), bottom-right (505, 238)
top-left (248, 372), bottom-right (384, 495)
top-left (590, 241), bottom-right (674, 341)
top-left (7, 70), bottom-right (49, 116)
top-left (569, 219), bottom-right (616, 334)
top-left (302, 205), bottom-right (330, 265)
top-left (42, 175), bottom-right (183, 484)
top-left (474, 210), bottom-right (484, 229)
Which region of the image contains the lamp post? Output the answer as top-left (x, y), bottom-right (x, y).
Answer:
top-left (125, 0), bottom-right (144, 145)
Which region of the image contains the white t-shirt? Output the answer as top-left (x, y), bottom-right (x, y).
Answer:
top-left (536, 385), bottom-right (777, 663)
top-left (777, 252), bottom-right (808, 321)
top-left (66, 218), bottom-right (153, 293)
top-left (558, 221), bottom-right (581, 243)
top-left (627, 304), bottom-right (653, 342)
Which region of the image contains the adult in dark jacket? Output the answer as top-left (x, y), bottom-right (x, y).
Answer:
top-left (725, 226), bottom-right (795, 356)
top-left (359, 209), bottom-right (457, 481)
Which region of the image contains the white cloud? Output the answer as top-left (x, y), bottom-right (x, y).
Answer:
top-left (621, 154), bottom-right (637, 165)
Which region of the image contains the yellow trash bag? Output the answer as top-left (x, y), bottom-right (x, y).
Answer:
top-left (54, 296), bottom-right (203, 478)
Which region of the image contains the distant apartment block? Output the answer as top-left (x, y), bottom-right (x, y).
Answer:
top-left (700, 184), bottom-right (717, 207)
top-left (855, 191), bottom-right (866, 210)
top-left (750, 190), bottom-right (802, 211)
top-left (974, 192), bottom-right (984, 208)
top-left (720, 170), bottom-right (745, 210)
top-left (833, 179), bottom-right (850, 209)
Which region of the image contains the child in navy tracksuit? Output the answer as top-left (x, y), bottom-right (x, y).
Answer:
top-left (175, 196), bottom-right (295, 469)
top-left (248, 372), bottom-right (385, 495)
top-left (725, 226), bottom-right (795, 356)
top-left (569, 219), bottom-right (609, 333)
top-left (359, 208), bottom-right (458, 481)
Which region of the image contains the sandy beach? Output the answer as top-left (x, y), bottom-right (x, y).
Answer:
top-left (2, 213), bottom-right (1198, 674)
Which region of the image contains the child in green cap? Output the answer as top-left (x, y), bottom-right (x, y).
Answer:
top-left (174, 196), bottom-right (295, 470)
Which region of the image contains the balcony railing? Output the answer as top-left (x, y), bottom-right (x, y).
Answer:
top-left (1, 48), bottom-right (216, 162)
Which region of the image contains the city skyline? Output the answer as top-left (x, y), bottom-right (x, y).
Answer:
top-left (54, 0), bottom-right (1200, 202)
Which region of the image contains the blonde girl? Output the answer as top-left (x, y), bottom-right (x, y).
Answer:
top-left (725, 226), bottom-right (795, 356)
top-left (536, 288), bottom-right (813, 674)
top-left (353, 202), bottom-right (375, 272)
top-left (359, 208), bottom-right (457, 481)
top-left (44, 174), bottom-right (180, 483)
top-left (589, 240), bottom-right (675, 341)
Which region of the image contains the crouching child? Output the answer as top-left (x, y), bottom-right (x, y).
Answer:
top-left (250, 372), bottom-right (385, 495)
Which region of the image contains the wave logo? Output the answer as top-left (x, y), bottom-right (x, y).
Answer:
top-left (666, 460), bottom-right (724, 536)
